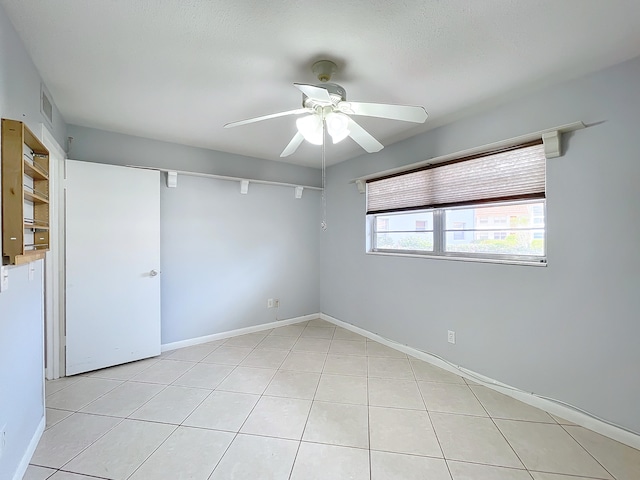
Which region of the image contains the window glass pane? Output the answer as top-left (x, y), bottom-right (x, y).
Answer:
top-left (445, 202), bottom-right (544, 229)
top-left (375, 232), bottom-right (434, 252)
top-left (376, 217), bottom-right (389, 231)
top-left (445, 231), bottom-right (544, 256)
top-left (375, 211), bottom-right (433, 232)
top-left (444, 202), bottom-right (545, 257)
top-left (370, 201), bottom-right (545, 262)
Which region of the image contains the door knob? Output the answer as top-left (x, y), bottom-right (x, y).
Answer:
top-left (150, 270), bottom-right (159, 277)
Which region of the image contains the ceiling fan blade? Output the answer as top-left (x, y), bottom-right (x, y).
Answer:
top-left (340, 101), bottom-right (428, 123)
top-left (224, 108), bottom-right (309, 128)
top-left (347, 117), bottom-right (384, 153)
top-left (294, 83), bottom-right (332, 104)
top-left (280, 132), bottom-right (305, 157)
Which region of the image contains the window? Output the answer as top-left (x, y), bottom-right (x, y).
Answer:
top-left (451, 222), bottom-right (466, 240)
top-left (376, 217), bottom-right (389, 231)
top-left (415, 220), bottom-right (428, 231)
top-left (372, 212), bottom-right (434, 252)
top-left (367, 142), bottom-right (547, 264)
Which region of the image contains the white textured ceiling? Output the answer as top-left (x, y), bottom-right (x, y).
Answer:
top-left (2, 1), bottom-right (640, 167)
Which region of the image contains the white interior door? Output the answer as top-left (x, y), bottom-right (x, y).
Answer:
top-left (65, 160), bottom-right (161, 375)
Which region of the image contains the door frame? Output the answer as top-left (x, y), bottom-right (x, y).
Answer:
top-left (40, 125), bottom-right (66, 380)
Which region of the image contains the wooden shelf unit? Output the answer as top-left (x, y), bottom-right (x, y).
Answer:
top-left (2, 118), bottom-right (50, 265)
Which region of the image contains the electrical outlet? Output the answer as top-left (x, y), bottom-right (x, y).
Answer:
top-left (0, 267), bottom-right (8, 293)
top-left (267, 298), bottom-right (274, 308)
top-left (0, 424), bottom-right (6, 460)
top-left (274, 299), bottom-right (280, 308)
top-left (447, 330), bottom-right (456, 344)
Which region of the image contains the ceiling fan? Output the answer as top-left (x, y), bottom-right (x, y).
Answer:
top-left (224, 60), bottom-right (428, 157)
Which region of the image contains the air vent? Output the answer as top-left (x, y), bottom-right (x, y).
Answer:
top-left (41, 83), bottom-right (53, 126)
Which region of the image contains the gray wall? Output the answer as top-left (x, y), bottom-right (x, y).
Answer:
top-left (0, 4), bottom-right (65, 478)
top-left (66, 127), bottom-right (322, 344)
top-left (0, 263), bottom-right (44, 480)
top-left (320, 56), bottom-right (640, 434)
top-left (161, 175), bottom-right (320, 343)
top-left (67, 125), bottom-right (322, 188)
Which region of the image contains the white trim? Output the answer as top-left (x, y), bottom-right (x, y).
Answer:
top-left (319, 312), bottom-right (640, 451)
top-left (40, 125), bottom-right (65, 380)
top-left (166, 171), bottom-right (178, 188)
top-left (542, 130), bottom-right (561, 158)
top-left (12, 415), bottom-right (45, 480)
top-left (127, 165), bottom-right (323, 192)
top-left (160, 313), bottom-right (319, 352)
top-left (351, 121), bottom-right (585, 187)
top-left (366, 251), bottom-right (547, 267)
top-left (40, 125), bottom-right (65, 159)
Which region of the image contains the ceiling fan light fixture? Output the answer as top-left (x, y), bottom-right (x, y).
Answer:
top-left (326, 112), bottom-right (350, 144)
top-left (296, 114), bottom-right (323, 145)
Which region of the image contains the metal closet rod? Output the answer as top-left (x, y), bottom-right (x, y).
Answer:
top-left (127, 165), bottom-right (323, 191)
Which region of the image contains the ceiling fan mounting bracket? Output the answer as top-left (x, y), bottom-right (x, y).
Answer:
top-left (302, 82), bottom-right (347, 109)
top-left (312, 60), bottom-right (338, 82)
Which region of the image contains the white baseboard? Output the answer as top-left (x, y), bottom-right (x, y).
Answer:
top-left (161, 313), bottom-right (319, 352)
top-left (12, 415), bottom-right (45, 480)
top-left (320, 313), bottom-right (640, 451)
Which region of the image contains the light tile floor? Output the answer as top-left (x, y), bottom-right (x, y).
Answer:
top-left (25, 319), bottom-right (640, 480)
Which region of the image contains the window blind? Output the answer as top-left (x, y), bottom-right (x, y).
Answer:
top-left (366, 142), bottom-right (546, 214)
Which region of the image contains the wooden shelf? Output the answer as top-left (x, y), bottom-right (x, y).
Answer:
top-left (23, 159), bottom-right (49, 180)
top-left (23, 189), bottom-right (49, 204)
top-left (2, 118), bottom-right (51, 265)
top-left (24, 223), bottom-right (50, 230)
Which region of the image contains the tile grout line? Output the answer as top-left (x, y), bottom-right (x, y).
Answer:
top-left (113, 423), bottom-right (180, 480)
top-left (40, 321), bottom-right (317, 478)
top-left (122, 348), bottom-right (239, 480)
top-left (49, 338), bottom-right (230, 478)
top-left (54, 469), bottom-right (112, 479)
top-left (52, 413), bottom-right (126, 474)
top-left (86, 376), bottom-right (171, 420)
top-left (286, 321), bottom-right (330, 480)
top-left (559, 423), bottom-right (618, 480)
top-left (41, 320), bottom-right (621, 480)
top-left (467, 383), bottom-right (533, 478)
top-left (44, 367), bottom-right (154, 474)
top-left (83, 356), bottom-right (161, 383)
top-left (527, 467), bottom-right (611, 480)
top-left (55, 366), bottom-right (191, 478)
top-left (410, 358), bottom-right (453, 480)
top-left (44, 376), bottom-right (84, 397)
top-left (47, 376), bottom-right (124, 412)
top-left (366, 338), bottom-right (372, 480)
top-left (207, 320), bottom-right (312, 479)
top-left (194, 329), bottom-right (282, 479)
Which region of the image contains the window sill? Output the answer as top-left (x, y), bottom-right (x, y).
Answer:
top-left (366, 250), bottom-right (547, 267)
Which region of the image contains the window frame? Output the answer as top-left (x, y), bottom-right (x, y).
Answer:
top-left (364, 139), bottom-right (549, 267)
top-left (368, 198), bottom-right (547, 266)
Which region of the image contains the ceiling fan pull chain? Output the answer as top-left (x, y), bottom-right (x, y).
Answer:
top-left (321, 111), bottom-right (327, 231)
